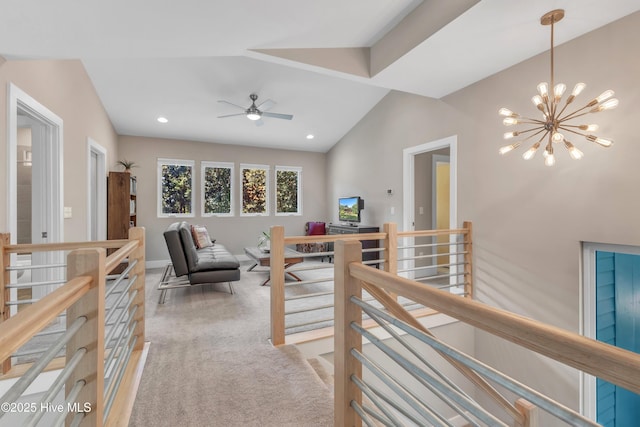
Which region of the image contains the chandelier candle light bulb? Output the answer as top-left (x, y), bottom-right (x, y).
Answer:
top-left (498, 9), bottom-right (617, 166)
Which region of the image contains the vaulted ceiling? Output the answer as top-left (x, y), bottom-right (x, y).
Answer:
top-left (1, 0), bottom-right (638, 152)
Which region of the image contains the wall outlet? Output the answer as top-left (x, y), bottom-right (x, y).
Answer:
top-left (419, 206), bottom-right (424, 215)
top-left (390, 206), bottom-right (395, 215)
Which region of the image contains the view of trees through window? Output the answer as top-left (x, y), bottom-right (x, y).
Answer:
top-left (276, 168), bottom-right (301, 214)
top-left (241, 166), bottom-right (268, 215)
top-left (203, 163), bottom-right (232, 215)
top-left (158, 161), bottom-right (302, 217)
top-left (159, 161), bottom-right (193, 215)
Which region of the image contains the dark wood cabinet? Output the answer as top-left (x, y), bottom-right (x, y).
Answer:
top-left (327, 224), bottom-right (380, 264)
top-left (107, 172), bottom-right (137, 241)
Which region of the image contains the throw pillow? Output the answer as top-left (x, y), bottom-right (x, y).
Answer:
top-left (191, 225), bottom-right (213, 249)
top-left (307, 222), bottom-right (326, 236)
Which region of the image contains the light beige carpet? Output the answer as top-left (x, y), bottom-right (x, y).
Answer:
top-left (129, 263), bottom-right (333, 427)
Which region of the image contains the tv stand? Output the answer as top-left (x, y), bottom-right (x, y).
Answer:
top-left (327, 223), bottom-right (380, 264)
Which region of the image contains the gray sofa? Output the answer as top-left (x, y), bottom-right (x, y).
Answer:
top-left (159, 221), bottom-right (240, 303)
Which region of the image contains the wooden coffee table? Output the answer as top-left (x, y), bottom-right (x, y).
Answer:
top-left (244, 246), bottom-right (304, 286)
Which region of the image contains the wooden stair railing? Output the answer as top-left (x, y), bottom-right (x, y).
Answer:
top-left (0, 228), bottom-right (146, 426)
top-left (334, 239), bottom-right (640, 426)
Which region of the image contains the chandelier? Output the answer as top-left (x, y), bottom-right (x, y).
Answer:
top-left (498, 9), bottom-right (618, 166)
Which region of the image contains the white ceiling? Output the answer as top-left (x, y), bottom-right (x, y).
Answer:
top-left (1, 0), bottom-right (639, 152)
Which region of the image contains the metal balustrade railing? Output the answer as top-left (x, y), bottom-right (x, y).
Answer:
top-left (0, 228), bottom-right (146, 426)
top-left (334, 239), bottom-right (640, 427)
top-left (269, 222), bottom-right (473, 346)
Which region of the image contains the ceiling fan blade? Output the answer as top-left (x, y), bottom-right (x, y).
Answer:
top-left (257, 99), bottom-right (275, 112)
top-left (217, 113), bottom-right (247, 119)
top-left (217, 100), bottom-right (247, 110)
top-left (262, 112), bottom-right (293, 120)
top-left (255, 119), bottom-right (265, 127)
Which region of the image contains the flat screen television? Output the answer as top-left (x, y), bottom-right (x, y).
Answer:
top-left (338, 196), bottom-right (364, 224)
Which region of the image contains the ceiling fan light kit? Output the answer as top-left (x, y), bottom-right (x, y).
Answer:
top-left (498, 9), bottom-right (618, 166)
top-left (218, 93), bottom-right (293, 125)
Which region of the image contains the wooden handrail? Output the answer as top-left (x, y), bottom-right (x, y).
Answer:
top-left (349, 262), bottom-right (640, 395)
top-left (0, 228), bottom-right (147, 425)
top-left (361, 280), bottom-right (523, 424)
top-left (270, 223), bottom-right (473, 346)
top-left (0, 276), bottom-right (91, 363)
top-left (283, 232), bottom-right (387, 245)
top-left (105, 240), bottom-right (139, 274)
top-left (398, 228), bottom-right (469, 238)
top-left (4, 239), bottom-right (130, 254)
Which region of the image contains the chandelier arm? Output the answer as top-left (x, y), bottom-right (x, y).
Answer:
top-left (518, 126), bottom-right (546, 136)
top-left (557, 126), bottom-right (588, 138)
top-left (559, 104), bottom-right (593, 122)
top-left (555, 101), bottom-right (573, 119)
top-left (517, 128), bottom-right (548, 146)
top-left (516, 119), bottom-right (547, 125)
top-left (560, 110), bottom-right (593, 122)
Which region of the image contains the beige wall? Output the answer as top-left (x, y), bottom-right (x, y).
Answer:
top-left (0, 59), bottom-right (119, 241)
top-left (118, 135), bottom-right (327, 261)
top-left (327, 11), bottom-right (640, 417)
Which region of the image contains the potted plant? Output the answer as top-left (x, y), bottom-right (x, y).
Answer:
top-left (117, 159), bottom-right (138, 173)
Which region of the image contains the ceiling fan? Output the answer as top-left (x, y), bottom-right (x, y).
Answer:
top-left (217, 93), bottom-right (293, 126)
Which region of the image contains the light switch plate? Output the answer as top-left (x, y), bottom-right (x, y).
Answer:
top-left (64, 207), bottom-right (72, 218)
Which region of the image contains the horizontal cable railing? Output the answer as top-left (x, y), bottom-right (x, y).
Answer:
top-left (269, 222), bottom-right (473, 346)
top-left (0, 228), bottom-right (146, 426)
top-left (334, 239), bottom-right (640, 426)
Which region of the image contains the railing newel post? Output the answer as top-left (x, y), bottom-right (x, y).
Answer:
top-left (383, 222), bottom-right (398, 301)
top-left (383, 223), bottom-right (398, 275)
top-left (270, 225), bottom-right (286, 346)
top-left (128, 227), bottom-right (146, 350)
top-left (515, 398), bottom-right (539, 427)
top-left (463, 221), bottom-right (473, 299)
top-left (334, 239), bottom-right (363, 427)
top-left (66, 248), bottom-right (106, 426)
top-left (1, 233), bottom-right (11, 374)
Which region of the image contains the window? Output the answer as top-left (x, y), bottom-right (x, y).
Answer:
top-left (157, 158), bottom-right (194, 217)
top-left (240, 164), bottom-right (269, 216)
top-left (202, 162), bottom-right (234, 217)
top-left (275, 166), bottom-right (302, 216)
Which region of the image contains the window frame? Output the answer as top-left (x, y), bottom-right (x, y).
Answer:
top-left (201, 161), bottom-right (235, 217)
top-left (275, 165), bottom-right (303, 216)
top-left (240, 163), bottom-right (270, 217)
top-left (157, 158), bottom-right (195, 218)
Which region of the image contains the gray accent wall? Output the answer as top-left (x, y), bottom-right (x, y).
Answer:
top-left (117, 135), bottom-right (327, 262)
top-left (327, 11), bottom-right (640, 419)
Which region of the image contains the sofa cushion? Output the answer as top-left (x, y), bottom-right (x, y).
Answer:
top-left (191, 224), bottom-right (213, 249)
top-left (164, 222), bottom-right (190, 277)
top-left (178, 222), bottom-right (200, 272)
top-left (192, 244), bottom-right (240, 272)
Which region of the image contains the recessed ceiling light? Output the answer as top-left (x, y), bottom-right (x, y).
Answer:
top-left (157, 116), bottom-right (168, 123)
top-left (306, 134), bottom-right (314, 140)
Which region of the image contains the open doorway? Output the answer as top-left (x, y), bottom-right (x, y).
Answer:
top-left (87, 138), bottom-right (107, 241)
top-left (8, 83), bottom-right (63, 314)
top-left (402, 135), bottom-right (457, 282)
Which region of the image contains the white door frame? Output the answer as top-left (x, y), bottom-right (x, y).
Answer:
top-left (581, 241), bottom-right (640, 421)
top-left (8, 83), bottom-right (64, 313)
top-left (8, 83), bottom-right (64, 244)
top-left (402, 135), bottom-right (458, 279)
top-left (87, 138), bottom-right (107, 240)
